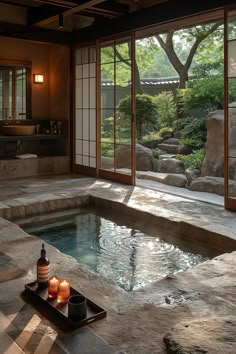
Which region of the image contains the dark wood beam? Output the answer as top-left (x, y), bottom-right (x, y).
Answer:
top-left (28, 0), bottom-right (106, 26)
top-left (71, 0), bottom-right (234, 43)
top-left (0, 21), bottom-right (72, 44)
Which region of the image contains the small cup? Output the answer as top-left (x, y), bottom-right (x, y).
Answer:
top-left (68, 295), bottom-right (87, 320)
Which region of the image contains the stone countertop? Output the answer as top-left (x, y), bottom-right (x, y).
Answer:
top-left (0, 134), bottom-right (64, 141)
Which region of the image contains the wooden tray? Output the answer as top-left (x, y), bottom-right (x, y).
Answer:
top-left (25, 281), bottom-right (107, 328)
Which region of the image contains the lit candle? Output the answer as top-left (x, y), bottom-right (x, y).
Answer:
top-left (57, 279), bottom-right (70, 303)
top-left (48, 275), bottom-right (59, 298)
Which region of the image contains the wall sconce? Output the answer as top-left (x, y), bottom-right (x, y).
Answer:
top-left (34, 74), bottom-right (44, 84)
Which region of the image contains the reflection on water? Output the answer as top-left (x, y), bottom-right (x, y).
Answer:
top-left (28, 213), bottom-right (207, 291)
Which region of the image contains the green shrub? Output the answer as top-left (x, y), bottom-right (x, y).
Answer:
top-left (152, 149), bottom-right (162, 159)
top-left (176, 149), bottom-right (204, 170)
top-left (117, 94), bottom-right (159, 139)
top-left (180, 137), bottom-right (203, 150)
top-left (178, 117), bottom-right (207, 149)
top-left (177, 75), bottom-right (224, 114)
top-left (142, 131), bottom-right (160, 142)
top-left (159, 127), bottom-right (173, 137)
top-left (152, 91), bottom-right (177, 127)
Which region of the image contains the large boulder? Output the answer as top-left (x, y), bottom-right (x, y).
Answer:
top-left (164, 174), bottom-right (188, 188)
top-left (142, 138), bottom-right (163, 149)
top-left (116, 144), bottom-right (153, 171)
top-left (156, 158), bottom-right (185, 174)
top-left (189, 176), bottom-right (236, 196)
top-left (164, 316), bottom-right (236, 354)
top-left (201, 111), bottom-right (224, 177)
top-left (158, 143), bottom-right (179, 154)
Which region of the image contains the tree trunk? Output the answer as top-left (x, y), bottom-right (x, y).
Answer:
top-left (136, 123), bottom-right (143, 141)
top-left (135, 62), bottom-right (144, 94)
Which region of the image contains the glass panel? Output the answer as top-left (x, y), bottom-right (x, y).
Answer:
top-left (83, 140), bottom-right (89, 156)
top-left (101, 63), bottom-right (114, 109)
top-left (90, 109), bottom-right (96, 141)
top-left (228, 12), bottom-right (236, 40)
top-left (101, 143), bottom-right (114, 171)
top-left (90, 78), bottom-right (96, 109)
top-left (116, 144), bottom-right (131, 175)
top-left (75, 79), bottom-right (82, 108)
top-left (228, 157), bottom-right (236, 197)
top-left (228, 78), bottom-right (236, 106)
top-left (228, 41), bottom-right (236, 77)
top-left (75, 139), bottom-right (83, 154)
top-left (101, 43), bottom-right (114, 64)
top-left (83, 109), bottom-right (89, 140)
top-left (229, 108), bottom-right (236, 158)
top-left (76, 109), bottom-right (82, 139)
top-left (101, 110), bottom-right (114, 143)
top-left (76, 65), bottom-right (82, 79)
top-left (115, 40), bottom-right (130, 61)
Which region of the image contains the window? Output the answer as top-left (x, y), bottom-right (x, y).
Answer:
top-left (0, 64), bottom-right (31, 120)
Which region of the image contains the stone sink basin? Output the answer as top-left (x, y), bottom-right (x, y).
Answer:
top-left (0, 125), bottom-right (35, 136)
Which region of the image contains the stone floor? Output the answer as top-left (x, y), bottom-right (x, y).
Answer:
top-left (0, 175), bottom-right (236, 354)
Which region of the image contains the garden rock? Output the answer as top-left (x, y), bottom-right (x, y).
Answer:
top-left (177, 144), bottom-right (192, 155)
top-left (156, 158), bottom-right (185, 174)
top-left (116, 144), bottom-right (153, 171)
top-left (201, 110), bottom-right (224, 177)
top-left (185, 168), bottom-right (200, 184)
top-left (163, 138), bottom-right (180, 145)
top-left (158, 143), bottom-right (179, 154)
top-left (164, 174), bottom-right (188, 188)
top-left (142, 138), bottom-right (163, 149)
top-left (189, 176), bottom-right (225, 195)
top-left (164, 316), bottom-right (236, 354)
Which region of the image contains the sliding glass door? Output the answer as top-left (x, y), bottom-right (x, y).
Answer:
top-left (225, 8), bottom-right (236, 210)
top-left (98, 35), bottom-right (135, 184)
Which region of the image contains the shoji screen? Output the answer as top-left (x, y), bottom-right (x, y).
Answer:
top-left (75, 46), bottom-right (96, 169)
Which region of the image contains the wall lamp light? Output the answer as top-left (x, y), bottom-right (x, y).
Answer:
top-left (34, 74), bottom-right (44, 84)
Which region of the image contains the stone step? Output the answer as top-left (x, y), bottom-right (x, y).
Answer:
top-left (157, 143), bottom-right (179, 154)
top-left (136, 171), bottom-right (167, 183)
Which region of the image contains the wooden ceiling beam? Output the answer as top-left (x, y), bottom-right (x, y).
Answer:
top-left (28, 0), bottom-right (106, 26)
top-left (71, 0), bottom-right (234, 43)
top-left (0, 20), bottom-right (71, 44)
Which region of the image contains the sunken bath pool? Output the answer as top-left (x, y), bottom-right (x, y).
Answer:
top-left (19, 208), bottom-right (208, 291)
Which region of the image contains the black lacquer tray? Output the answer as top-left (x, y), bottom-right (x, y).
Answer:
top-left (25, 281), bottom-right (107, 328)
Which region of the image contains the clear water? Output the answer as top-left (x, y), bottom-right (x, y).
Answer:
top-left (26, 212), bottom-right (207, 291)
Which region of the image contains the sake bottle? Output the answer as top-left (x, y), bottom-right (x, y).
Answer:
top-left (37, 243), bottom-right (50, 287)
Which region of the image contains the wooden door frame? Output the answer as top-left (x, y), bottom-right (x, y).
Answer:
top-left (224, 6), bottom-right (236, 210)
top-left (97, 33), bottom-right (136, 185)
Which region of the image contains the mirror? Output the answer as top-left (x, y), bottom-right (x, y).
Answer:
top-left (0, 64), bottom-right (31, 120)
